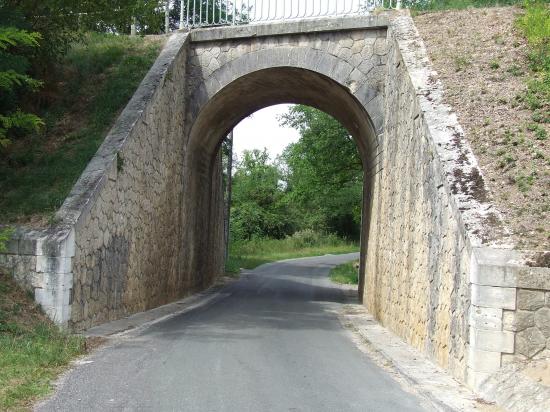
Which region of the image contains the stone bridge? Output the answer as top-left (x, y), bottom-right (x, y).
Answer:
top-left (2, 13), bottom-right (550, 391)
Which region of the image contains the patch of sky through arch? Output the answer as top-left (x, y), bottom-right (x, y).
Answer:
top-left (232, 104), bottom-right (300, 159)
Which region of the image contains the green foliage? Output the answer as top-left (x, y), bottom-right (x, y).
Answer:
top-left (0, 26), bottom-right (43, 148)
top-left (0, 274), bottom-right (85, 409)
top-left (280, 106), bottom-right (363, 239)
top-left (0, 111), bottom-right (44, 147)
top-left (0, 27), bottom-right (40, 50)
top-left (0, 227), bottom-right (14, 253)
top-left (0, 34), bottom-right (161, 222)
top-left (226, 232), bottom-right (358, 274)
top-left (517, 1), bottom-right (550, 56)
top-left (228, 106), bottom-right (363, 246)
top-left (0, 70), bottom-right (42, 92)
top-left (0, 2), bottom-right (80, 67)
top-left (329, 260), bottom-right (359, 285)
top-left (79, 1), bottom-right (166, 35)
top-left (405, 0), bottom-right (522, 11)
top-left (516, 1), bottom-right (550, 115)
top-left (230, 149), bottom-right (294, 240)
top-left (516, 172), bottom-right (537, 191)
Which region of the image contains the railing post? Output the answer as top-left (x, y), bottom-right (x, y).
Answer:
top-left (183, 0), bottom-right (393, 29)
top-left (396, 0), bottom-right (402, 10)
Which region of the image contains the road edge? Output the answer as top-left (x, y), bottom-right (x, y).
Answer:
top-left (335, 293), bottom-right (495, 412)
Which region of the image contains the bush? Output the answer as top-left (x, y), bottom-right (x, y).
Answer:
top-left (287, 229), bottom-right (340, 249)
top-left (226, 232), bottom-right (358, 274)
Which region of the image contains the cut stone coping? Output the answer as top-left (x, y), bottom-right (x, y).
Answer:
top-left (188, 14), bottom-right (390, 42)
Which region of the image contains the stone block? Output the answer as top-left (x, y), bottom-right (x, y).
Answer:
top-left (471, 284), bottom-right (516, 310)
top-left (517, 289), bottom-right (545, 311)
top-left (503, 310), bottom-right (534, 332)
top-left (373, 37), bottom-right (387, 56)
top-left (517, 267), bottom-right (550, 290)
top-left (5, 237), bottom-right (19, 254)
top-left (470, 263), bottom-right (516, 287)
top-left (36, 256), bottom-right (72, 274)
top-left (535, 307), bottom-right (550, 337)
top-left (501, 353), bottom-right (518, 365)
top-left (467, 347), bottom-right (501, 373)
top-left (470, 327), bottom-right (515, 353)
top-left (469, 306), bottom-right (502, 330)
top-left (516, 327), bottom-right (546, 358)
top-left (340, 38), bottom-right (353, 49)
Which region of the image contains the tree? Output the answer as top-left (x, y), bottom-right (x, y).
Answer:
top-left (280, 106), bottom-right (363, 239)
top-left (0, 26), bottom-right (44, 148)
top-left (230, 149), bottom-right (294, 240)
top-left (1, 1), bottom-right (84, 72)
top-left (170, 0), bottom-right (250, 29)
top-left (77, 1), bottom-right (166, 35)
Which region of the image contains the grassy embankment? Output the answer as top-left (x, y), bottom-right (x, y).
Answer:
top-left (516, 2), bottom-right (549, 122)
top-left (414, 1), bottom-right (549, 247)
top-left (0, 33), bottom-right (162, 224)
top-left (225, 231), bottom-right (359, 274)
top-left (0, 274), bottom-right (85, 410)
top-left (329, 260), bottom-right (360, 285)
top-left (0, 33), bottom-right (163, 411)
top-left (407, 0), bottom-right (522, 12)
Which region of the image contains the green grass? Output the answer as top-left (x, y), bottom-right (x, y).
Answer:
top-left (0, 33), bottom-right (162, 223)
top-left (0, 274), bottom-right (85, 410)
top-left (406, 0), bottom-right (522, 12)
top-left (225, 232), bottom-right (359, 274)
top-left (516, 1), bottom-right (550, 115)
top-left (329, 260), bottom-right (360, 285)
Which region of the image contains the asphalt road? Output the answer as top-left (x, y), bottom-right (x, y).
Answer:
top-left (37, 253), bottom-right (426, 412)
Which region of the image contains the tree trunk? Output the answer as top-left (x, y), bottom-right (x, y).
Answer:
top-left (165, 0), bottom-right (170, 33)
top-left (180, 0), bottom-right (185, 29)
top-left (130, 16), bottom-right (137, 36)
top-left (224, 130), bottom-right (234, 261)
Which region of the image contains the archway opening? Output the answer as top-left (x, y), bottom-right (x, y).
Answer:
top-left (183, 67), bottom-right (381, 300)
top-left (221, 104), bottom-right (364, 276)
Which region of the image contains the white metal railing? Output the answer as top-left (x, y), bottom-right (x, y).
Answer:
top-left (180, 0), bottom-right (401, 29)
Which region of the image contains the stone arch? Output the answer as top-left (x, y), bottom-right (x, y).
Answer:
top-left (182, 42), bottom-right (387, 296)
top-left (186, 45), bottom-right (385, 138)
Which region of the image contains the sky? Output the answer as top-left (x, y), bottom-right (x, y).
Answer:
top-left (233, 104), bottom-right (300, 160)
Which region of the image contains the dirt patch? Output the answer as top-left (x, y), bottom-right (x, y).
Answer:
top-left (526, 251), bottom-right (550, 267)
top-left (0, 272), bottom-right (50, 330)
top-left (523, 359), bottom-right (550, 387)
top-left (414, 7), bottom-right (549, 250)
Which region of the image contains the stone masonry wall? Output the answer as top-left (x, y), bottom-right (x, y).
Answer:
top-left (0, 231), bottom-right (37, 292)
top-left (512, 287), bottom-right (550, 360)
top-left (180, 17), bottom-right (391, 310)
top-left (366, 15), bottom-right (550, 389)
top-left (68, 34), bottom-right (193, 329)
top-left (365, 17), bottom-right (474, 382)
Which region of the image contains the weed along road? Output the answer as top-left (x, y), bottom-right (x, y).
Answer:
top-left (38, 254), bottom-right (426, 412)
